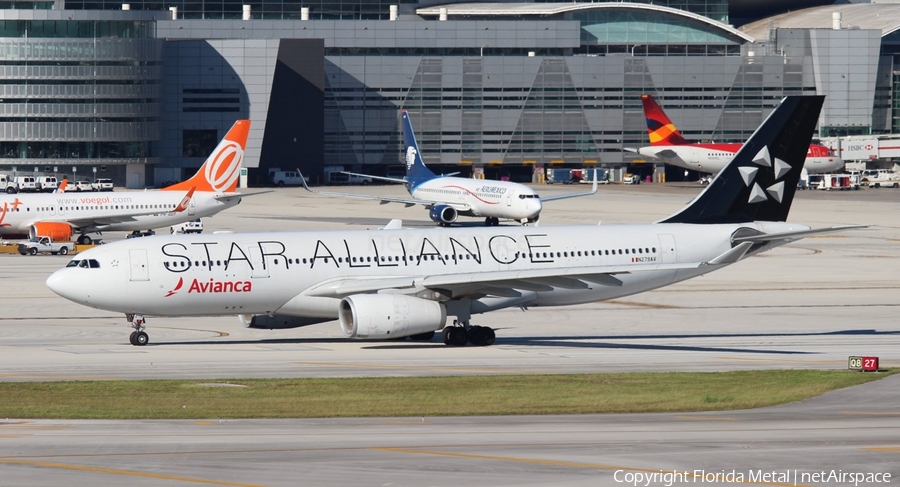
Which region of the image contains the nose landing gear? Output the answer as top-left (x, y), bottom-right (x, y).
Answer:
top-left (126, 313), bottom-right (149, 346)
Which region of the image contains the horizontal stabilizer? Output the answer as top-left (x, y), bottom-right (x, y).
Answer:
top-left (732, 225), bottom-right (869, 244)
top-left (706, 242), bottom-right (752, 265)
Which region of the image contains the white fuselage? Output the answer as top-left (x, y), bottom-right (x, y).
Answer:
top-left (0, 191), bottom-right (239, 236)
top-left (409, 177), bottom-right (542, 221)
top-left (637, 146), bottom-right (844, 175)
top-left (47, 221), bottom-right (806, 321)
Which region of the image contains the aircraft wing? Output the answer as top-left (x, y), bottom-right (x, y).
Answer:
top-left (304, 260), bottom-right (706, 300)
top-left (340, 171), bottom-right (408, 184)
top-left (541, 172), bottom-right (599, 202)
top-left (214, 190), bottom-right (274, 203)
top-left (300, 172), bottom-right (470, 210)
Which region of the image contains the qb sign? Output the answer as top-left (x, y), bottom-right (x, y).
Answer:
top-left (848, 356), bottom-right (879, 372)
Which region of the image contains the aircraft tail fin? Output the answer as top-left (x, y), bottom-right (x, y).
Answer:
top-left (400, 111), bottom-right (437, 185)
top-left (163, 119), bottom-right (251, 193)
top-left (660, 95), bottom-right (825, 224)
top-left (642, 94), bottom-right (689, 146)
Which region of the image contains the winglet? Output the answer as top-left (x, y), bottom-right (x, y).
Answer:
top-left (641, 94), bottom-right (690, 146)
top-left (163, 119), bottom-right (250, 193)
top-left (173, 187), bottom-right (196, 213)
top-left (56, 179), bottom-right (68, 193)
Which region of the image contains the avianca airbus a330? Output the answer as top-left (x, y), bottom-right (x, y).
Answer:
top-left (301, 110), bottom-right (598, 226)
top-left (0, 120), bottom-right (250, 244)
top-left (48, 96), bottom-right (860, 347)
top-left (633, 94), bottom-right (843, 175)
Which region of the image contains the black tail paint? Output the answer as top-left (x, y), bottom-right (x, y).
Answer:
top-left (662, 96), bottom-right (825, 224)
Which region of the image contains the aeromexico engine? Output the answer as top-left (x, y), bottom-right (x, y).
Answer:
top-left (30, 222), bottom-right (73, 242)
top-left (339, 294), bottom-right (447, 339)
top-left (428, 205), bottom-right (457, 225)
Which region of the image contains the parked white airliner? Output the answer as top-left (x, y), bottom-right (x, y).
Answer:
top-left (48, 96), bottom-right (859, 347)
top-left (301, 110), bottom-right (597, 226)
top-left (0, 120), bottom-right (250, 244)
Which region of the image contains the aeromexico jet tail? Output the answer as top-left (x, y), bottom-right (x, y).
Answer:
top-left (642, 94), bottom-right (689, 146)
top-left (661, 95), bottom-right (825, 224)
top-left (400, 110), bottom-right (437, 187)
top-left (163, 119), bottom-right (251, 194)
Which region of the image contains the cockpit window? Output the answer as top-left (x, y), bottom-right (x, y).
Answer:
top-left (66, 260), bottom-right (80, 268)
top-left (66, 259), bottom-right (101, 268)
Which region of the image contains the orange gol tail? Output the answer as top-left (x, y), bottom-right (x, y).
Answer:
top-left (641, 94), bottom-right (689, 146)
top-left (163, 119), bottom-right (251, 193)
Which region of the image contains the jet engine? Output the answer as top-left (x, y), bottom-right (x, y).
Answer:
top-left (30, 222), bottom-right (73, 242)
top-left (428, 205), bottom-right (457, 225)
top-left (339, 294), bottom-right (446, 339)
top-left (239, 314), bottom-right (332, 330)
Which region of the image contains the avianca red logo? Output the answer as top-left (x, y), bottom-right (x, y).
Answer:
top-left (165, 277), bottom-right (184, 297)
top-left (165, 277), bottom-right (252, 297)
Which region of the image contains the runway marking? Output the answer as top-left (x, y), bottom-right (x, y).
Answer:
top-left (715, 357), bottom-right (844, 364)
top-left (0, 374), bottom-right (122, 381)
top-left (293, 361), bottom-right (548, 374)
top-left (675, 415), bottom-right (740, 421)
top-left (864, 446), bottom-right (900, 453)
top-left (0, 458), bottom-right (268, 487)
top-left (371, 447), bottom-right (810, 486)
top-left (842, 411), bottom-right (900, 416)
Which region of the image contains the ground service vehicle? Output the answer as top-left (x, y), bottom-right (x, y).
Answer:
top-left (270, 170), bottom-right (307, 186)
top-left (171, 219), bottom-right (203, 234)
top-left (92, 178), bottom-right (114, 191)
top-left (14, 176), bottom-right (37, 192)
top-left (37, 176), bottom-right (59, 192)
top-left (17, 236), bottom-right (74, 255)
top-left (0, 174), bottom-right (18, 193)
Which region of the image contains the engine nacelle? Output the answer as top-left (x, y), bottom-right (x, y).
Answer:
top-left (30, 222), bottom-right (73, 242)
top-left (339, 294), bottom-right (446, 339)
top-left (239, 314), bottom-right (332, 330)
top-left (429, 205), bottom-right (457, 224)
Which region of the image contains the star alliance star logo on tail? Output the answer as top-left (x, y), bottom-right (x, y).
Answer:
top-left (739, 146), bottom-right (790, 205)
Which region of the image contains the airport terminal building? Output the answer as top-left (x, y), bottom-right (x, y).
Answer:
top-left (0, 0), bottom-right (896, 186)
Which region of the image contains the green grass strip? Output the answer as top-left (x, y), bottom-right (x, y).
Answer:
top-left (0, 370), bottom-right (890, 419)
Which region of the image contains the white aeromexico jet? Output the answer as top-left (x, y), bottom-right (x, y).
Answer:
top-left (48, 96), bottom-right (860, 347)
top-left (0, 121), bottom-right (250, 244)
top-left (301, 110), bottom-right (597, 226)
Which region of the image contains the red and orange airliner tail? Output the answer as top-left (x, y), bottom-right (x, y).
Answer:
top-left (163, 119), bottom-right (251, 193)
top-left (641, 94), bottom-right (689, 146)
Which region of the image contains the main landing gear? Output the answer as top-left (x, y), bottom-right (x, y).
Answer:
top-left (484, 217), bottom-right (500, 226)
top-left (76, 234), bottom-right (93, 245)
top-left (442, 321), bottom-right (495, 347)
top-left (126, 313), bottom-right (149, 346)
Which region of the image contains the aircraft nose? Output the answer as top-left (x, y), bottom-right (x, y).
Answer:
top-left (46, 269), bottom-right (87, 304)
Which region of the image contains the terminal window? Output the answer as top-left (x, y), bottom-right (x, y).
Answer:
top-left (183, 129), bottom-right (218, 158)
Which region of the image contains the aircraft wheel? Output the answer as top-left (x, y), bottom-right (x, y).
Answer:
top-left (409, 331), bottom-right (435, 341)
top-left (443, 327), bottom-right (467, 347)
top-left (77, 235), bottom-right (92, 245)
top-left (129, 332), bottom-right (138, 345)
top-left (484, 218), bottom-right (492, 226)
top-left (135, 331), bottom-right (149, 346)
top-left (483, 327), bottom-right (496, 346)
top-left (468, 326), bottom-right (486, 346)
